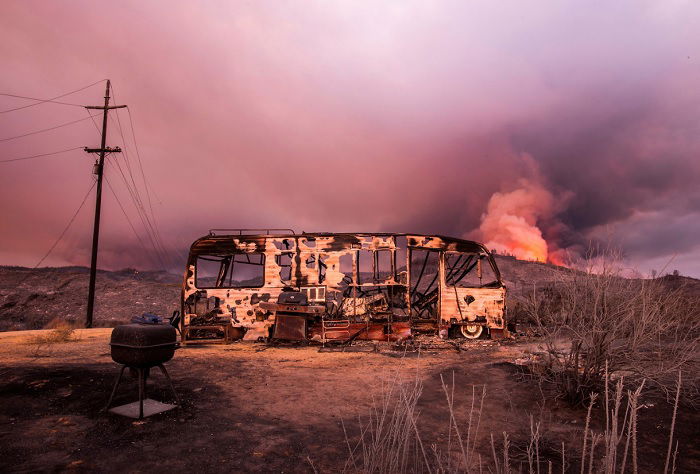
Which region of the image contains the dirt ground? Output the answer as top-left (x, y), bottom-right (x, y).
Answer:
top-left (0, 329), bottom-right (697, 473)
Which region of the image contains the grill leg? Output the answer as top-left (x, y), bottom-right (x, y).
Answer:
top-left (103, 364), bottom-right (127, 412)
top-left (137, 368), bottom-right (145, 419)
top-left (157, 364), bottom-right (181, 406)
top-left (142, 367), bottom-right (149, 400)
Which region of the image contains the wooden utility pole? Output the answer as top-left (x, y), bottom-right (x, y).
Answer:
top-left (83, 80), bottom-right (125, 328)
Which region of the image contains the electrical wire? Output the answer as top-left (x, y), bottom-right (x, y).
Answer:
top-left (110, 87), bottom-right (163, 231)
top-left (104, 174), bottom-right (153, 260)
top-left (124, 107), bottom-right (171, 265)
top-left (125, 106), bottom-right (158, 218)
top-left (0, 94), bottom-right (84, 108)
top-left (109, 113), bottom-right (169, 261)
top-left (0, 146), bottom-right (83, 163)
top-left (86, 95), bottom-right (167, 265)
top-left (5, 80), bottom-right (172, 283)
top-left (110, 87), bottom-right (168, 254)
top-left (107, 159), bottom-right (168, 268)
top-left (18, 180), bottom-right (96, 282)
top-left (0, 79), bottom-right (106, 113)
top-left (106, 117), bottom-right (167, 263)
top-left (0, 114), bottom-right (100, 142)
top-left (112, 160), bottom-right (168, 268)
top-left (106, 94), bottom-right (172, 267)
top-left (85, 108), bottom-right (102, 135)
top-left (83, 83), bottom-right (169, 268)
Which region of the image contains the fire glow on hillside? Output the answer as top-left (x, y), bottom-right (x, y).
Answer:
top-left (477, 177), bottom-right (566, 265)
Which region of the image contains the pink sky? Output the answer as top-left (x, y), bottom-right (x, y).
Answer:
top-left (1, 1), bottom-right (699, 276)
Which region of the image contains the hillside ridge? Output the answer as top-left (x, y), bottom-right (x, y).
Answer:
top-left (2, 258), bottom-right (697, 331)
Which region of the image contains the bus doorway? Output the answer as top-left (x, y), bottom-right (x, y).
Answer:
top-left (408, 248), bottom-right (440, 328)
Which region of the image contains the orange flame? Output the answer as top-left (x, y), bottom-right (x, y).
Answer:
top-left (478, 179), bottom-right (553, 263)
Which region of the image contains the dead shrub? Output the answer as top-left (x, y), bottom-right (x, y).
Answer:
top-left (520, 249), bottom-right (699, 405)
top-left (27, 318), bottom-right (80, 348)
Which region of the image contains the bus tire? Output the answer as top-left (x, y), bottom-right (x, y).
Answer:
top-left (459, 324), bottom-right (483, 339)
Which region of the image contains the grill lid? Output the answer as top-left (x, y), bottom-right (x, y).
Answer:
top-left (110, 323), bottom-right (177, 349)
top-left (277, 291), bottom-right (308, 305)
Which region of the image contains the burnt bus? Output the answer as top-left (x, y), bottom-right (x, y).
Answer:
top-left (181, 230), bottom-right (509, 344)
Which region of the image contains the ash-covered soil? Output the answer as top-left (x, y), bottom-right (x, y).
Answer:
top-left (0, 330), bottom-right (698, 473)
top-left (0, 267), bottom-right (181, 331)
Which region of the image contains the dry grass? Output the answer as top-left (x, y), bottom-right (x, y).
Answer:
top-left (26, 318), bottom-right (81, 355)
top-left (339, 368), bottom-right (683, 473)
top-left (342, 370), bottom-right (429, 473)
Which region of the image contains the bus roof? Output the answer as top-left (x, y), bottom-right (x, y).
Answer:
top-left (189, 232), bottom-right (491, 256)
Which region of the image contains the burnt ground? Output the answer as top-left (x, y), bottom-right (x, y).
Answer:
top-left (0, 330), bottom-right (698, 473)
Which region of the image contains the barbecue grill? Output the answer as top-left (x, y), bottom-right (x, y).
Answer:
top-left (104, 323), bottom-right (181, 419)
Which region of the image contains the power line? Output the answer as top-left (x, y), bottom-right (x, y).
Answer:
top-left (108, 114), bottom-right (140, 196)
top-left (25, 180), bottom-right (96, 273)
top-left (0, 79), bottom-right (106, 114)
top-left (0, 146), bottom-right (83, 163)
top-left (0, 94), bottom-right (84, 108)
top-left (125, 106), bottom-right (164, 218)
top-left (106, 97), bottom-right (171, 267)
top-left (85, 108), bottom-right (102, 135)
top-left (110, 87), bottom-right (161, 220)
top-left (0, 114), bottom-right (100, 142)
top-left (124, 106), bottom-right (157, 214)
top-left (111, 154), bottom-right (170, 268)
top-left (109, 112), bottom-right (169, 260)
top-left (110, 86), bottom-right (168, 253)
top-left (107, 115), bottom-right (153, 241)
top-left (104, 174), bottom-right (152, 259)
top-left (108, 158), bottom-right (168, 268)
top-left (124, 106), bottom-right (171, 265)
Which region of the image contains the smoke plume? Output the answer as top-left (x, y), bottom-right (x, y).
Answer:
top-left (1, 1), bottom-right (699, 276)
top-left (478, 178), bottom-right (555, 262)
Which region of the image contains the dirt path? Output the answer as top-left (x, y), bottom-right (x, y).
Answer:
top-left (0, 329), bottom-right (696, 472)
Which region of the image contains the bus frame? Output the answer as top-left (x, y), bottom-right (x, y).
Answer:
top-left (181, 230), bottom-right (509, 344)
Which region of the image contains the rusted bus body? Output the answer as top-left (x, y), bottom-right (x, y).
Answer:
top-left (181, 231), bottom-right (508, 343)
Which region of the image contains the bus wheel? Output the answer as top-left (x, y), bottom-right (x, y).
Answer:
top-left (460, 324), bottom-right (483, 339)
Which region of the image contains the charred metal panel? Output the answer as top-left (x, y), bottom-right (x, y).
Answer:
top-left (272, 315), bottom-right (307, 340)
top-left (406, 234), bottom-right (484, 253)
top-left (440, 286), bottom-right (506, 328)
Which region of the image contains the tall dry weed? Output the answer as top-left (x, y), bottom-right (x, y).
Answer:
top-left (340, 368), bottom-right (682, 473)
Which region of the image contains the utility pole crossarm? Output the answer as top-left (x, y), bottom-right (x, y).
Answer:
top-left (84, 105), bottom-right (127, 110)
top-left (84, 146), bottom-right (122, 154)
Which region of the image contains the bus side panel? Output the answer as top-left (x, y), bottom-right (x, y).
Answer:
top-left (439, 286), bottom-right (506, 329)
top-left (183, 260), bottom-right (286, 340)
